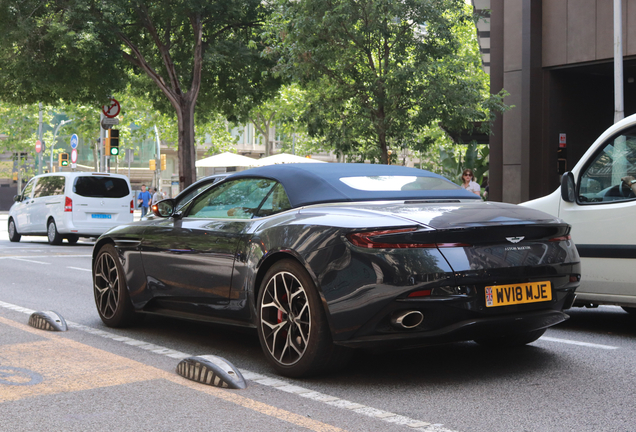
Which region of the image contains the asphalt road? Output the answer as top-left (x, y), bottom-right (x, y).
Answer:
top-left (1, 216), bottom-right (636, 432)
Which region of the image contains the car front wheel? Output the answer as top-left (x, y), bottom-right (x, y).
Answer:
top-left (257, 259), bottom-right (351, 378)
top-left (474, 328), bottom-right (546, 348)
top-left (8, 218), bottom-right (21, 242)
top-left (93, 244), bottom-right (141, 327)
top-left (47, 219), bottom-right (63, 245)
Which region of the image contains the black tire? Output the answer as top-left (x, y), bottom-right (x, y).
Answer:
top-left (622, 306), bottom-right (636, 315)
top-left (474, 328), bottom-right (546, 348)
top-left (93, 243), bottom-right (142, 327)
top-left (8, 218), bottom-right (21, 242)
top-left (66, 235), bottom-right (79, 245)
top-left (47, 219), bottom-right (63, 245)
top-left (257, 259), bottom-right (351, 378)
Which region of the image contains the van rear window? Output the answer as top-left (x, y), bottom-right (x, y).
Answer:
top-left (74, 176), bottom-right (130, 198)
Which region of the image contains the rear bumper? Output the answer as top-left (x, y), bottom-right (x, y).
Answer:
top-left (335, 309), bottom-right (569, 349)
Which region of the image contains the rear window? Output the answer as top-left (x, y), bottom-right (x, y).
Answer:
top-left (73, 176), bottom-right (130, 198)
top-left (340, 175), bottom-right (459, 191)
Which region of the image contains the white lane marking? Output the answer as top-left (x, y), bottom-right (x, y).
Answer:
top-left (0, 299), bottom-right (456, 432)
top-left (539, 336), bottom-right (618, 350)
top-left (0, 255), bottom-right (91, 259)
top-left (67, 266), bottom-right (92, 272)
top-left (7, 257), bottom-right (51, 265)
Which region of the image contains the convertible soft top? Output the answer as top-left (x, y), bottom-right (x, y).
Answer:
top-left (228, 163), bottom-right (480, 208)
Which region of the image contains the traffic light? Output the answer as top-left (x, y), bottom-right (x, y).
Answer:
top-left (149, 159), bottom-right (156, 170)
top-left (59, 153), bottom-right (69, 167)
top-left (160, 154), bottom-right (166, 170)
top-left (109, 129), bottom-right (119, 155)
top-left (103, 136), bottom-right (111, 155)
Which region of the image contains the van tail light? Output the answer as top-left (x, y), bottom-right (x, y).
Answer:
top-left (64, 196), bottom-right (73, 212)
top-left (130, 200), bottom-right (134, 214)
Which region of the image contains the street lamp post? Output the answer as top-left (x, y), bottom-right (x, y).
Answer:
top-left (49, 119), bottom-right (73, 172)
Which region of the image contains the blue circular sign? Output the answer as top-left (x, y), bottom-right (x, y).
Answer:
top-left (70, 134), bottom-right (78, 149)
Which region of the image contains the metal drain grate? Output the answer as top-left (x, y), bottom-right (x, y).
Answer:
top-left (28, 311), bottom-right (68, 332)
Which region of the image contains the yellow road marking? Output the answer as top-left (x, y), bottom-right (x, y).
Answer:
top-left (0, 316), bottom-right (344, 432)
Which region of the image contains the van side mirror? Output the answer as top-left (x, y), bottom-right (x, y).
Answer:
top-left (13, 194), bottom-right (22, 203)
top-left (560, 172), bottom-right (576, 203)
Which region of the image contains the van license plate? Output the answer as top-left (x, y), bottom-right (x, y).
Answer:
top-left (91, 214), bottom-right (112, 219)
top-left (485, 281), bottom-right (551, 307)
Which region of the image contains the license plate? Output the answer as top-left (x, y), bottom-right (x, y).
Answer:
top-left (485, 281), bottom-right (552, 307)
top-left (91, 214), bottom-right (112, 219)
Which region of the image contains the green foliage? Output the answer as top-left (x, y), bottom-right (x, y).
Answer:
top-left (0, 0), bottom-right (282, 186)
top-left (268, 0), bottom-right (504, 164)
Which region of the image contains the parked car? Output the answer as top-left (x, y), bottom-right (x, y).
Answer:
top-left (141, 173), bottom-right (230, 221)
top-left (9, 172), bottom-right (134, 245)
top-left (92, 163), bottom-right (580, 377)
top-left (521, 113), bottom-right (636, 313)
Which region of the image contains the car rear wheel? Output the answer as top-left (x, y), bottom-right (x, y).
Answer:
top-left (474, 328), bottom-right (546, 348)
top-left (8, 218), bottom-right (20, 242)
top-left (47, 219), bottom-right (63, 245)
top-left (93, 244), bottom-right (142, 327)
top-left (66, 235), bottom-right (79, 245)
top-left (257, 259), bottom-right (351, 377)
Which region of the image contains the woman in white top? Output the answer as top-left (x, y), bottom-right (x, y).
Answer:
top-left (461, 168), bottom-right (481, 197)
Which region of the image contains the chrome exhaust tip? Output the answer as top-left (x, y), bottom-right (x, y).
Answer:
top-left (391, 310), bottom-right (423, 329)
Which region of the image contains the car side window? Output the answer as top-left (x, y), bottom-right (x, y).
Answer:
top-left (255, 183), bottom-right (292, 217)
top-left (22, 178), bottom-right (37, 199)
top-left (33, 176), bottom-right (65, 198)
top-left (186, 178), bottom-right (277, 219)
top-left (579, 127), bottom-right (636, 204)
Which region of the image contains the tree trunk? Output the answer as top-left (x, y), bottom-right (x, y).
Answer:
top-left (177, 98), bottom-right (197, 191)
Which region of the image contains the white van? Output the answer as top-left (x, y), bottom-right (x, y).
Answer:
top-left (521, 113), bottom-right (636, 312)
top-left (8, 172), bottom-right (134, 245)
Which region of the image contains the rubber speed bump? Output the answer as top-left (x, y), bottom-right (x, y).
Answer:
top-left (177, 355), bottom-right (246, 389)
top-left (28, 311), bottom-right (68, 331)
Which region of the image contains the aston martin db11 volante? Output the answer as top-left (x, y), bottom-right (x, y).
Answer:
top-left (92, 163), bottom-right (580, 377)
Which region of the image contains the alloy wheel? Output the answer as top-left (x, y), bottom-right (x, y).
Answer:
top-left (260, 271), bottom-right (311, 366)
top-left (94, 251), bottom-right (121, 320)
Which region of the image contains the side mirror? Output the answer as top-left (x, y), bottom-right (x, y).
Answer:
top-left (13, 195), bottom-right (22, 202)
top-left (560, 172), bottom-right (576, 203)
top-left (153, 199), bottom-right (176, 218)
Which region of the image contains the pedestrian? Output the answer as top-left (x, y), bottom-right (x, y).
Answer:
top-left (152, 187), bottom-right (163, 205)
top-left (461, 168), bottom-right (481, 197)
top-left (137, 184), bottom-right (152, 217)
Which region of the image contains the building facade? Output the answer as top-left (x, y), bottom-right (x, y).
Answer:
top-left (488, 0), bottom-right (636, 203)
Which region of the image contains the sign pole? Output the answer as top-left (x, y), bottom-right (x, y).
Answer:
top-left (38, 103), bottom-right (43, 175)
top-left (100, 112), bottom-right (105, 172)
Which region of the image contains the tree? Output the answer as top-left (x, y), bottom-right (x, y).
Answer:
top-left (0, 0), bottom-right (281, 188)
top-left (271, 0), bottom-right (505, 164)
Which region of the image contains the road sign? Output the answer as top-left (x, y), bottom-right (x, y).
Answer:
top-left (71, 148), bottom-right (78, 164)
top-left (101, 98), bottom-right (121, 118)
top-left (101, 118), bottom-right (119, 129)
top-left (35, 140), bottom-right (42, 153)
top-left (70, 134), bottom-right (78, 149)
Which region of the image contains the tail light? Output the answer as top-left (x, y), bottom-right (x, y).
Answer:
top-left (346, 228), bottom-right (469, 249)
top-left (346, 228), bottom-right (436, 249)
top-left (64, 196), bottom-right (72, 212)
top-left (130, 200), bottom-right (134, 214)
top-left (549, 235), bottom-right (571, 242)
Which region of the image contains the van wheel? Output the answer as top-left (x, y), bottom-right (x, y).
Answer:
top-left (47, 220), bottom-right (63, 245)
top-left (8, 218), bottom-right (21, 242)
top-left (66, 235), bottom-right (79, 245)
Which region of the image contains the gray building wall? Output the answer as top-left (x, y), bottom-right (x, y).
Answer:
top-left (490, 0), bottom-right (636, 203)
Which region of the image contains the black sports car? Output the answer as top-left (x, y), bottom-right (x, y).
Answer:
top-left (92, 163), bottom-right (580, 377)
